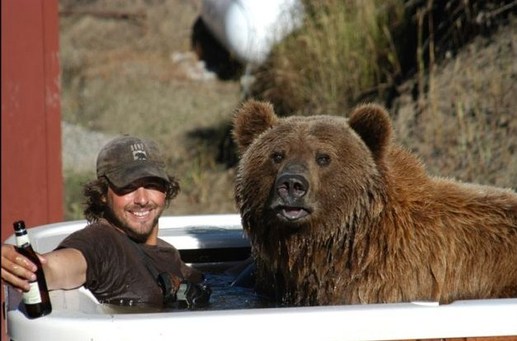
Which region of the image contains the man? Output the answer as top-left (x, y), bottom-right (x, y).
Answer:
top-left (1, 135), bottom-right (210, 308)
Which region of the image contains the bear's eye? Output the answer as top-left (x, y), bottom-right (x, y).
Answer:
top-left (271, 151), bottom-right (284, 164)
top-left (316, 153), bottom-right (331, 167)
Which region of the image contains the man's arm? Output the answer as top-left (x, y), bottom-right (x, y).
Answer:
top-left (43, 248), bottom-right (87, 290)
top-left (1, 244), bottom-right (87, 292)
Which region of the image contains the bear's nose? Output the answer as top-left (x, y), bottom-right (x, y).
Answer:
top-left (275, 173), bottom-right (309, 201)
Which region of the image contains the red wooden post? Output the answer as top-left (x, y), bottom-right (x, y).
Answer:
top-left (1, 0), bottom-right (62, 338)
top-left (1, 0), bottom-right (63, 238)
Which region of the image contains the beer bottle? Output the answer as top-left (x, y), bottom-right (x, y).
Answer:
top-left (13, 220), bottom-right (52, 318)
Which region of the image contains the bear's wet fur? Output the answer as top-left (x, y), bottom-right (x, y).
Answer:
top-left (232, 99), bottom-right (517, 306)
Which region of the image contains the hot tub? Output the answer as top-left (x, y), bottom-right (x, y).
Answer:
top-left (3, 214), bottom-right (517, 341)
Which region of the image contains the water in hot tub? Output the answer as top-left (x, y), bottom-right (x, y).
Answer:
top-left (100, 261), bottom-right (277, 314)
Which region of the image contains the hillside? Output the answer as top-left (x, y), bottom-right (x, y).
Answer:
top-left (59, 0), bottom-right (516, 219)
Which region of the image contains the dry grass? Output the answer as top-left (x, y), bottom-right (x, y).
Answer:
top-left (392, 21), bottom-right (517, 187)
top-left (250, 0), bottom-right (404, 116)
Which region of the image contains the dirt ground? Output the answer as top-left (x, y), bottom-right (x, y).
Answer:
top-left (59, 0), bottom-right (516, 219)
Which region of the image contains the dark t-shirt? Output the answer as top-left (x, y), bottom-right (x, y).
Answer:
top-left (57, 219), bottom-right (203, 307)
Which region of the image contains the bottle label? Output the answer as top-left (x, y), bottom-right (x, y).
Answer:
top-left (22, 282), bottom-right (43, 304)
top-left (15, 234), bottom-right (30, 248)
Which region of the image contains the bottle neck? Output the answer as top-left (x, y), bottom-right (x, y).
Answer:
top-left (15, 230), bottom-right (30, 247)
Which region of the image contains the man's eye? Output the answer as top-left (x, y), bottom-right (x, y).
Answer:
top-left (112, 185), bottom-right (137, 195)
top-left (111, 178), bottom-right (168, 195)
top-left (145, 183), bottom-right (167, 192)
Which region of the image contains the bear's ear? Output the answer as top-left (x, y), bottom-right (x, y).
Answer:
top-left (232, 100), bottom-right (279, 154)
top-left (348, 103), bottom-right (392, 161)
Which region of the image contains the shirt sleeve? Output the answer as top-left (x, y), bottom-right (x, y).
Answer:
top-left (56, 224), bottom-right (130, 296)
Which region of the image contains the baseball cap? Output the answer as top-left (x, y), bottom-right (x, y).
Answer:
top-left (96, 135), bottom-right (170, 188)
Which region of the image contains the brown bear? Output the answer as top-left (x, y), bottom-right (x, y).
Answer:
top-left (232, 99), bottom-right (517, 306)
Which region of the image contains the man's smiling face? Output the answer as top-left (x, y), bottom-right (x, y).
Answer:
top-left (105, 177), bottom-right (167, 244)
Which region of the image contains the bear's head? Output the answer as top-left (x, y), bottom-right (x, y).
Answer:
top-left (232, 100), bottom-right (392, 266)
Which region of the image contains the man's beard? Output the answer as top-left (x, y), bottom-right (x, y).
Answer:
top-left (104, 206), bottom-right (160, 243)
